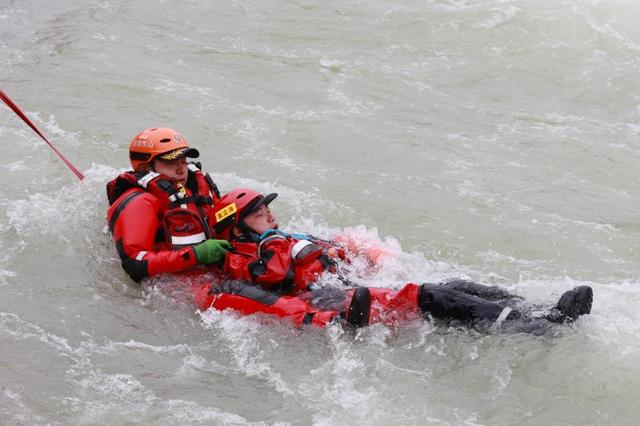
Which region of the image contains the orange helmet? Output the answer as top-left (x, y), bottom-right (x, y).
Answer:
top-left (211, 188), bottom-right (277, 240)
top-left (128, 127), bottom-right (199, 171)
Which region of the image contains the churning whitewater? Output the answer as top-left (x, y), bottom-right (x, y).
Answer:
top-left (2, 0), bottom-right (640, 424)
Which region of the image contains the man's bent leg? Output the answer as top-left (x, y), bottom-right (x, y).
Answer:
top-left (419, 283), bottom-right (514, 324)
top-left (201, 280), bottom-right (340, 327)
top-left (439, 279), bottom-right (521, 302)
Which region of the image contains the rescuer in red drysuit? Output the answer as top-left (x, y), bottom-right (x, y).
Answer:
top-left (106, 127), bottom-right (232, 282)
top-left (199, 188), bottom-right (594, 333)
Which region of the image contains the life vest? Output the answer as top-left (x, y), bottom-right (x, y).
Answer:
top-left (107, 163), bottom-right (221, 251)
top-left (223, 231), bottom-right (345, 294)
top-left (106, 163), bottom-right (222, 282)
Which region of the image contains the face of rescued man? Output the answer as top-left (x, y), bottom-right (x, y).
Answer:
top-left (242, 204), bottom-right (278, 235)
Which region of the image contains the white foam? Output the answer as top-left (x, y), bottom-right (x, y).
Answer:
top-left (152, 78), bottom-right (213, 96)
top-left (198, 309), bottom-right (294, 396)
top-left (0, 268), bottom-right (16, 286)
top-left (0, 311), bottom-right (74, 353)
top-left (320, 58), bottom-right (344, 72)
top-left (102, 339), bottom-right (192, 355)
top-left (477, 6), bottom-right (521, 30)
top-left (1, 160), bottom-right (28, 171)
top-left (160, 399), bottom-right (252, 424)
top-left (1, 388), bottom-right (49, 425)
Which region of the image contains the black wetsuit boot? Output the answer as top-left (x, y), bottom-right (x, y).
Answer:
top-left (545, 286), bottom-right (593, 323)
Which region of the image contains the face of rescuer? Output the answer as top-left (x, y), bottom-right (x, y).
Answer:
top-left (151, 156), bottom-right (188, 185)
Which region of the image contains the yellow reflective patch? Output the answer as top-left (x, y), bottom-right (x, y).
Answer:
top-left (215, 203), bottom-right (237, 222)
top-left (176, 183), bottom-right (187, 197)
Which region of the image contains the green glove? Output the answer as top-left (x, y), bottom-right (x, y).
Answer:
top-left (193, 239), bottom-right (231, 264)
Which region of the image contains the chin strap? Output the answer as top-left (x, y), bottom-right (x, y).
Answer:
top-left (258, 229), bottom-right (314, 241)
top-left (259, 229), bottom-right (287, 240)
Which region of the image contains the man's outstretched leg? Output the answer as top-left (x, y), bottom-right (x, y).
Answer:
top-left (418, 283), bottom-right (593, 332)
top-left (439, 281), bottom-right (593, 321)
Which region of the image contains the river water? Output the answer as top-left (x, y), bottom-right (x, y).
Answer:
top-left (2, 0), bottom-right (640, 424)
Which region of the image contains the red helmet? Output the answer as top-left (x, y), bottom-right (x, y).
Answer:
top-left (128, 127), bottom-right (199, 171)
top-left (211, 188), bottom-right (277, 240)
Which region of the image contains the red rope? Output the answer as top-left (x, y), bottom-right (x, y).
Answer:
top-left (0, 89), bottom-right (84, 180)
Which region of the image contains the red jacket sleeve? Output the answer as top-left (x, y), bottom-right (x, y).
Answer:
top-left (250, 238), bottom-right (295, 290)
top-left (108, 190), bottom-right (198, 282)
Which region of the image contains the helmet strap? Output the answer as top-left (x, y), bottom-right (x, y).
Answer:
top-left (236, 220), bottom-right (260, 243)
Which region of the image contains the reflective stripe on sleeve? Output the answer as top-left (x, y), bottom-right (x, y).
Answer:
top-left (171, 232), bottom-right (206, 246)
top-left (135, 251), bottom-right (148, 261)
top-left (291, 240), bottom-right (313, 260)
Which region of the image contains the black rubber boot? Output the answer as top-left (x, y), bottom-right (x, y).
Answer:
top-left (345, 287), bottom-right (371, 327)
top-left (555, 286), bottom-right (593, 321)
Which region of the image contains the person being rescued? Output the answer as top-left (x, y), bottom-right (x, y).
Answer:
top-left (196, 188), bottom-right (593, 334)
